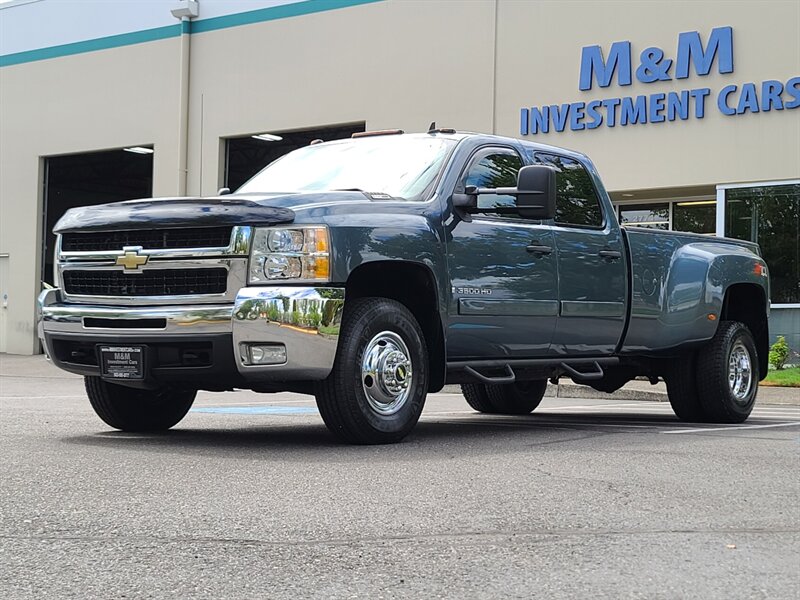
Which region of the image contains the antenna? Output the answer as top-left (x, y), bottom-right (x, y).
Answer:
top-left (428, 121), bottom-right (436, 132)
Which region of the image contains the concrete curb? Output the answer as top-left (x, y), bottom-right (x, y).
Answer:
top-left (441, 382), bottom-right (799, 405)
top-left (441, 383), bottom-right (667, 402)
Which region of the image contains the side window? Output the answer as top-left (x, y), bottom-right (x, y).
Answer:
top-left (536, 153), bottom-right (604, 227)
top-left (462, 149), bottom-right (523, 212)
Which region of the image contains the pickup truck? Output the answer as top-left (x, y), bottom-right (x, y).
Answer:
top-left (38, 130), bottom-right (770, 444)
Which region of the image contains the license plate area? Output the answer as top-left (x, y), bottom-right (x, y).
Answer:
top-left (98, 345), bottom-right (145, 380)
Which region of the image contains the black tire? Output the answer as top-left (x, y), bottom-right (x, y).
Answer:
top-left (696, 320), bottom-right (759, 423)
top-left (461, 383), bottom-right (496, 413)
top-left (315, 297), bottom-right (429, 444)
top-left (485, 380), bottom-right (547, 415)
top-left (664, 351), bottom-right (708, 422)
top-left (85, 376), bottom-right (196, 432)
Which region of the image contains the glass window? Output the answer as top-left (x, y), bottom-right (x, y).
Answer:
top-left (673, 200), bottom-right (716, 234)
top-left (619, 203), bottom-right (669, 229)
top-left (726, 183), bottom-right (800, 304)
top-left (237, 135), bottom-right (456, 201)
top-left (536, 154), bottom-right (603, 227)
top-left (462, 150), bottom-right (523, 212)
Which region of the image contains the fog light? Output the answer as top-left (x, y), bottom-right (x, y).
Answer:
top-left (240, 343), bottom-right (287, 365)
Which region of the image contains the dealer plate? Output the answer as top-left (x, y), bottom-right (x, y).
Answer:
top-left (99, 345), bottom-right (145, 380)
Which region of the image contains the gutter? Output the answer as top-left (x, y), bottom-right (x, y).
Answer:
top-left (171, 1), bottom-right (199, 196)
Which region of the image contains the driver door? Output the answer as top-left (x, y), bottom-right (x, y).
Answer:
top-left (446, 146), bottom-right (558, 360)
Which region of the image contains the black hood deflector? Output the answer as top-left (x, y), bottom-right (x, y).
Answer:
top-left (53, 197), bottom-right (296, 233)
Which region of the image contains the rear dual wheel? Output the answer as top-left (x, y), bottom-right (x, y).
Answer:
top-left (665, 320), bottom-right (758, 423)
top-left (461, 380), bottom-right (547, 415)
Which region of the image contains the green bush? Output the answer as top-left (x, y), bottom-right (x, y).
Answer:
top-left (768, 336), bottom-right (790, 370)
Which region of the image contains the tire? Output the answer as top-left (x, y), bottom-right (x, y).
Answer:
top-left (85, 376), bottom-right (196, 432)
top-left (461, 383), bottom-right (496, 413)
top-left (696, 320), bottom-right (759, 423)
top-left (664, 351), bottom-right (708, 422)
top-left (485, 380), bottom-right (547, 415)
top-left (315, 297), bottom-right (429, 444)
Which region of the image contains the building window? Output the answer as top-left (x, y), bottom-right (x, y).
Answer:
top-left (673, 200), bottom-right (716, 234)
top-left (619, 203), bottom-right (669, 229)
top-left (725, 183), bottom-right (800, 304)
top-left (616, 199), bottom-right (717, 234)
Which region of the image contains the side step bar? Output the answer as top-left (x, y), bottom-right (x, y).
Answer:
top-left (448, 357), bottom-right (619, 385)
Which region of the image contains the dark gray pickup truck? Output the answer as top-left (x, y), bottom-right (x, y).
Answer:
top-left (38, 130), bottom-right (770, 444)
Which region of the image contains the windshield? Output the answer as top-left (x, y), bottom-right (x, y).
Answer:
top-left (237, 135), bottom-right (457, 200)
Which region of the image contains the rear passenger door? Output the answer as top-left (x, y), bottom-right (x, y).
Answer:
top-left (535, 153), bottom-right (627, 356)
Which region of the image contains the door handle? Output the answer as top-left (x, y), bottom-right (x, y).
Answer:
top-left (526, 244), bottom-right (553, 255)
top-left (598, 250), bottom-right (622, 260)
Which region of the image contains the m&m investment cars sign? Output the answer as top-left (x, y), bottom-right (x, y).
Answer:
top-left (520, 26), bottom-right (800, 135)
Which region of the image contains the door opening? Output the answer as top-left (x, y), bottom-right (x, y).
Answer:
top-left (41, 147), bottom-right (154, 285)
top-left (224, 123), bottom-right (365, 191)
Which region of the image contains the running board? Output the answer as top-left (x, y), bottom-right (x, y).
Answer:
top-left (559, 361), bottom-right (605, 381)
top-left (447, 357), bottom-right (619, 385)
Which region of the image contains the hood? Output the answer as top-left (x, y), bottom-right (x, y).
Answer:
top-left (53, 196), bottom-right (296, 233)
top-left (52, 191), bottom-right (380, 233)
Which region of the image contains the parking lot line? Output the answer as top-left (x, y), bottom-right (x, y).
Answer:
top-left (663, 422), bottom-right (800, 434)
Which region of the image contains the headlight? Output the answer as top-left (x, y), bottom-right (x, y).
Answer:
top-left (249, 225), bottom-right (330, 284)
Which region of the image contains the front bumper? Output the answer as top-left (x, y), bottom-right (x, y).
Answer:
top-left (37, 286), bottom-right (345, 386)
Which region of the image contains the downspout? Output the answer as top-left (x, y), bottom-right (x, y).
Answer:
top-left (171, 1), bottom-right (199, 196)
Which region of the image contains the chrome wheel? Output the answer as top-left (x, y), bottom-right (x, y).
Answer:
top-left (728, 340), bottom-right (753, 404)
top-left (361, 331), bottom-right (413, 416)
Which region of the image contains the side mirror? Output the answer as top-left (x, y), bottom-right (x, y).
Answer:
top-left (452, 188), bottom-right (477, 209)
top-left (218, 187), bottom-right (231, 196)
top-left (515, 165), bottom-right (556, 220)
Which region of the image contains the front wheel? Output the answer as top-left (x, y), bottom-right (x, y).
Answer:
top-left (315, 297), bottom-right (429, 444)
top-left (85, 377), bottom-right (196, 432)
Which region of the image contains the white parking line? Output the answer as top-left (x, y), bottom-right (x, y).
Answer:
top-left (663, 422), bottom-right (800, 434)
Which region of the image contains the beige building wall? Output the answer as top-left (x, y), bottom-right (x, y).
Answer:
top-left (1, 0), bottom-right (798, 354)
top-left (184, 0), bottom-right (497, 196)
top-left (0, 38), bottom-right (183, 353)
top-left (494, 0), bottom-right (800, 191)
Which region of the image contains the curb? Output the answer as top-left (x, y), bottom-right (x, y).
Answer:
top-left (441, 382), bottom-right (668, 402)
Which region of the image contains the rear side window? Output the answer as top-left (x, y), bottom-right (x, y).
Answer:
top-left (536, 153), bottom-right (604, 227)
top-left (462, 149), bottom-right (523, 212)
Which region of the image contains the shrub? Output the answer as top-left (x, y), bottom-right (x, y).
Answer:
top-left (768, 336), bottom-right (790, 370)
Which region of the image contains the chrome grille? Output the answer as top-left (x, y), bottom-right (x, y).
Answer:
top-left (62, 268), bottom-right (228, 297)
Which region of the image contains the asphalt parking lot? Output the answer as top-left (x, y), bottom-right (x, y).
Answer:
top-left (1, 356), bottom-right (799, 599)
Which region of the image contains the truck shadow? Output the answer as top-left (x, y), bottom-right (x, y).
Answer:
top-left (59, 411), bottom-right (686, 461)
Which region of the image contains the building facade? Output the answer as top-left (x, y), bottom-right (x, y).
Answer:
top-left (1, 0), bottom-right (798, 355)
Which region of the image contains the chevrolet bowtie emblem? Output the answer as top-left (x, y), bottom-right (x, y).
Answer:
top-left (115, 249), bottom-right (148, 270)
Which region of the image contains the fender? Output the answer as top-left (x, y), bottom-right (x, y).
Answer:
top-left (622, 232), bottom-right (768, 354)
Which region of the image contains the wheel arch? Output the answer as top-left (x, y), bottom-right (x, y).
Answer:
top-left (345, 260), bottom-right (445, 392)
top-left (720, 283), bottom-right (769, 380)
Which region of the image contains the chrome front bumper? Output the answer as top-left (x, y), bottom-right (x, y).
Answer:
top-left (37, 286), bottom-right (345, 383)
